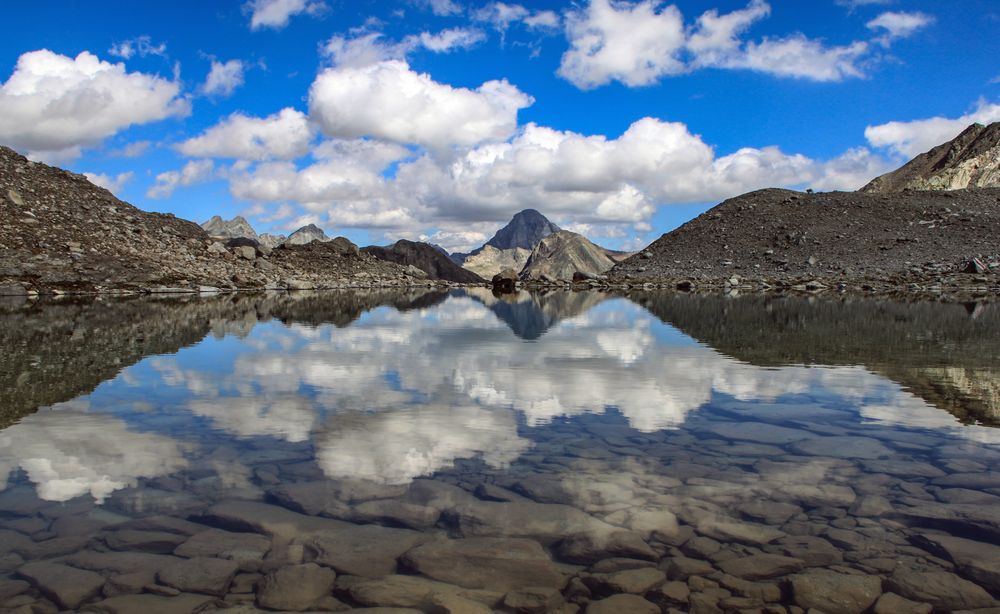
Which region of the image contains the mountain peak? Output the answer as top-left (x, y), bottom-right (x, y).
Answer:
top-left (201, 215), bottom-right (258, 240)
top-left (285, 223), bottom-right (331, 245)
top-left (862, 121), bottom-right (1000, 193)
top-left (485, 209), bottom-right (560, 251)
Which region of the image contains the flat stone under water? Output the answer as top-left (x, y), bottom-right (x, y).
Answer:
top-left (1, 288), bottom-right (999, 613)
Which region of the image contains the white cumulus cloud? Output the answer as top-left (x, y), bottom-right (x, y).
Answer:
top-left (308, 60), bottom-right (533, 152)
top-left (177, 107), bottom-right (313, 160)
top-left (84, 171), bottom-right (134, 195)
top-left (866, 11), bottom-right (933, 44)
top-left (322, 28), bottom-right (486, 68)
top-left (245, 0), bottom-right (327, 30)
top-left (0, 49), bottom-right (189, 161)
top-left (201, 59), bottom-right (246, 97)
top-left (559, 0), bottom-right (687, 89)
top-left (147, 159), bottom-right (216, 199)
top-left (864, 100), bottom-right (1000, 158)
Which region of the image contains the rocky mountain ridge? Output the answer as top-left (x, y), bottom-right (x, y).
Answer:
top-left (450, 209), bottom-right (561, 273)
top-left (362, 240), bottom-right (485, 284)
top-left (0, 146), bottom-right (434, 295)
top-left (863, 122), bottom-right (1000, 193)
top-left (520, 230), bottom-right (618, 281)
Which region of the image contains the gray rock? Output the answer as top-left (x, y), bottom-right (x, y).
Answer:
top-left (301, 524), bottom-right (432, 577)
top-left (886, 569), bottom-right (995, 611)
top-left (849, 495), bottom-right (894, 517)
top-left (448, 499), bottom-right (615, 545)
top-left (401, 537), bottom-right (565, 591)
top-left (590, 567), bottom-right (666, 594)
top-left (662, 556), bottom-right (714, 580)
top-left (789, 571), bottom-right (882, 614)
top-left (348, 574), bottom-right (500, 609)
top-left (873, 592), bottom-right (932, 614)
top-left (502, 586), bottom-right (564, 613)
top-left (173, 528), bottom-right (271, 563)
top-left (585, 594), bottom-right (659, 614)
top-left (704, 422), bottom-right (813, 444)
top-left (0, 579), bottom-right (29, 601)
top-left (197, 500), bottom-right (353, 540)
top-left (233, 245), bottom-right (257, 260)
top-left (557, 529), bottom-right (657, 564)
top-left (156, 556), bottom-right (238, 596)
top-left (718, 554), bottom-right (805, 580)
top-left (17, 561), bottom-right (106, 609)
top-left (911, 532), bottom-right (1000, 593)
top-left (59, 550), bottom-right (183, 575)
top-left (776, 535), bottom-right (843, 567)
top-left (104, 529), bottom-right (187, 554)
top-left (83, 592), bottom-right (217, 614)
top-left (695, 517), bottom-right (785, 545)
top-left (103, 571), bottom-right (156, 597)
top-left (737, 500), bottom-right (802, 525)
top-left (268, 479), bottom-right (407, 514)
top-left (789, 436), bottom-right (893, 459)
top-left (257, 563), bottom-right (336, 611)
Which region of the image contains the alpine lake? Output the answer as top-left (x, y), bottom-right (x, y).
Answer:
top-left (1, 288), bottom-right (999, 613)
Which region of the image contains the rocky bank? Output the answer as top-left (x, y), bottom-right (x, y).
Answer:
top-left (0, 147), bottom-right (445, 295)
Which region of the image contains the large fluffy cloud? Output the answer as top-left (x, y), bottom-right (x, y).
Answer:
top-left (559, 0), bottom-right (687, 89)
top-left (0, 49), bottom-right (189, 160)
top-left (558, 0), bottom-right (924, 89)
top-left (226, 116), bottom-right (888, 249)
top-left (308, 60), bottom-right (533, 152)
top-left (864, 100), bottom-right (1000, 158)
top-left (177, 108), bottom-right (313, 160)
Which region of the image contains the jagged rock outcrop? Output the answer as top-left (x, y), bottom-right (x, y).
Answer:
top-left (520, 230), bottom-right (616, 281)
top-left (862, 122), bottom-right (1000, 193)
top-left (362, 240), bottom-right (485, 283)
top-left (201, 216), bottom-right (258, 240)
top-left (0, 146), bottom-right (426, 292)
top-left (285, 224), bottom-right (331, 246)
top-left (258, 233), bottom-right (287, 250)
top-left (460, 245), bottom-right (532, 279)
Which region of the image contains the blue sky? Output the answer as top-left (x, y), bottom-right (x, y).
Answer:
top-left (1, 0), bottom-right (998, 251)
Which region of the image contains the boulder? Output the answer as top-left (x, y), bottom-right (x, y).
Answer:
top-left (83, 592), bottom-right (217, 614)
top-left (173, 528), bottom-right (271, 563)
top-left (196, 500), bottom-right (353, 540)
top-left (718, 554), bottom-right (805, 580)
top-left (491, 268), bottom-right (519, 293)
top-left (348, 574), bottom-right (500, 609)
top-left (557, 530), bottom-right (657, 564)
top-left (911, 532), bottom-right (1000, 593)
top-left (301, 524), bottom-right (432, 577)
top-left (256, 563), bottom-right (336, 611)
top-left (585, 594), bottom-right (659, 614)
top-left (448, 499), bottom-right (615, 545)
top-left (17, 561), bottom-right (106, 609)
top-left (789, 571), bottom-right (883, 614)
top-left (886, 569), bottom-right (995, 611)
top-left (401, 537), bottom-right (565, 591)
top-left (789, 436), bottom-right (893, 459)
top-left (873, 592), bottom-right (932, 614)
top-left (104, 529), bottom-right (187, 554)
top-left (156, 556), bottom-right (238, 596)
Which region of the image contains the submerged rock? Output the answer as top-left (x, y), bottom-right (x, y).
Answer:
top-left (789, 570), bottom-right (883, 614)
top-left (156, 556), bottom-right (238, 596)
top-left (17, 561), bottom-right (106, 609)
top-left (256, 562), bottom-right (336, 611)
top-left (401, 537), bottom-right (565, 591)
top-left (301, 524), bottom-right (432, 577)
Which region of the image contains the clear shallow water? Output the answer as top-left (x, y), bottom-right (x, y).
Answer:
top-left (1, 289), bottom-right (999, 612)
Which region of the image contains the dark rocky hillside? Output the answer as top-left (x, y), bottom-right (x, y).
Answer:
top-left (611, 187), bottom-right (1000, 286)
top-left (364, 239), bottom-right (485, 283)
top-left (0, 146), bottom-right (428, 293)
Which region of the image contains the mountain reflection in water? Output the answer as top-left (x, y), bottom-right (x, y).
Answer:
top-left (0, 290), bottom-right (998, 611)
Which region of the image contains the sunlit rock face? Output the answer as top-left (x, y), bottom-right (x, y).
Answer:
top-left (0, 404), bottom-right (187, 502)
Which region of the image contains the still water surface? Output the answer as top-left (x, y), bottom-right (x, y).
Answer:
top-left (1, 289), bottom-right (999, 612)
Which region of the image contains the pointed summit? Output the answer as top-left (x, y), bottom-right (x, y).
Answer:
top-left (201, 215), bottom-right (258, 240)
top-left (484, 209), bottom-right (560, 251)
